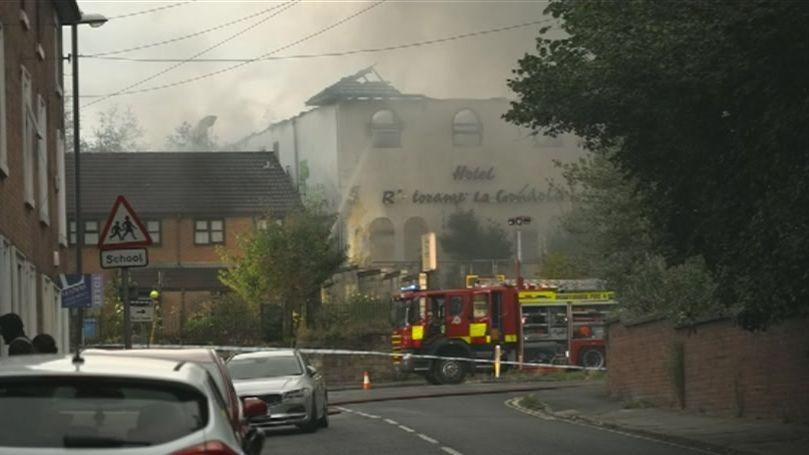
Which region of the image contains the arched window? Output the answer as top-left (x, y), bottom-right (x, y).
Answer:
top-left (453, 109), bottom-right (482, 146)
top-left (371, 109), bottom-right (401, 148)
top-left (403, 217), bottom-right (429, 262)
top-left (368, 217), bottom-right (395, 262)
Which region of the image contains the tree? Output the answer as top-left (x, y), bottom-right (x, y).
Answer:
top-left (552, 152), bottom-right (718, 323)
top-left (165, 117), bottom-right (219, 151)
top-left (439, 210), bottom-right (512, 261)
top-left (66, 104), bottom-right (143, 154)
top-left (219, 209), bottom-right (345, 341)
top-left (506, 1), bottom-right (809, 329)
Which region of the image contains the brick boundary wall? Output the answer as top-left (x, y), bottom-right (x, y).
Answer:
top-left (607, 317), bottom-right (809, 423)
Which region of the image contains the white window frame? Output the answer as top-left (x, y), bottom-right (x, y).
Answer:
top-left (0, 22), bottom-right (7, 177)
top-left (146, 220), bottom-right (161, 245)
top-left (37, 94), bottom-right (49, 225)
top-left (57, 130), bottom-right (67, 246)
top-left (0, 236), bottom-right (12, 317)
top-left (53, 13), bottom-right (62, 97)
top-left (21, 65), bottom-right (36, 208)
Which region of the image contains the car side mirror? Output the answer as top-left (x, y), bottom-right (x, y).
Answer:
top-left (242, 397), bottom-right (268, 419)
top-left (306, 365), bottom-right (317, 376)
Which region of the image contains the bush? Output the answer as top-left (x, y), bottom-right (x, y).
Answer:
top-left (297, 293), bottom-right (392, 350)
top-left (183, 294), bottom-right (261, 345)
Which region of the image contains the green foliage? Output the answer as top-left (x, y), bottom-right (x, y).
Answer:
top-left (219, 209), bottom-right (345, 340)
top-left (507, 1), bottom-right (809, 328)
top-left (67, 105), bottom-right (144, 153)
top-left (183, 294), bottom-right (261, 345)
top-left (439, 210), bottom-right (512, 260)
top-left (550, 152), bottom-right (719, 323)
top-left (297, 293), bottom-right (391, 350)
top-left (539, 252), bottom-right (585, 279)
top-left (97, 271), bottom-right (123, 343)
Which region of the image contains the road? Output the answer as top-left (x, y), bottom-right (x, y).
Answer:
top-left (261, 391), bottom-right (708, 455)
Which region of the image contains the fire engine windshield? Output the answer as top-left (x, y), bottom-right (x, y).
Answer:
top-left (391, 298), bottom-right (424, 328)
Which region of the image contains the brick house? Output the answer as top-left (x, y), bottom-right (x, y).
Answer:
top-left (65, 151), bottom-right (301, 340)
top-left (0, 1), bottom-right (80, 355)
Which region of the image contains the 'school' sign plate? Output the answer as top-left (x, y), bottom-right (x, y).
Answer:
top-left (100, 248), bottom-right (149, 269)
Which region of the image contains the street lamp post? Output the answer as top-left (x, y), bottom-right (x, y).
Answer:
top-left (67, 12), bottom-right (107, 353)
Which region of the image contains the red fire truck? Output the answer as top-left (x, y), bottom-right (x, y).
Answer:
top-left (391, 277), bottom-right (615, 384)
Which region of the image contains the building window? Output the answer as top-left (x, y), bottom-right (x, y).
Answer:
top-left (53, 13), bottom-right (62, 96)
top-left (195, 220), bottom-right (224, 245)
top-left (146, 220), bottom-right (161, 245)
top-left (21, 66), bottom-right (35, 207)
top-left (370, 109), bottom-right (401, 148)
top-left (453, 109), bottom-right (482, 147)
top-left (56, 131), bottom-right (66, 246)
top-left (36, 95), bottom-right (48, 225)
top-left (84, 221), bottom-right (99, 246)
top-left (0, 23), bottom-right (7, 177)
top-left (68, 221), bottom-right (76, 245)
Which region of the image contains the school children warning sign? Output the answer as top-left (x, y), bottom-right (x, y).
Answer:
top-left (98, 195), bottom-right (153, 250)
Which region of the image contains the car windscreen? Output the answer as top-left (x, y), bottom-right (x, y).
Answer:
top-left (227, 355), bottom-right (302, 380)
top-left (0, 377), bottom-right (208, 448)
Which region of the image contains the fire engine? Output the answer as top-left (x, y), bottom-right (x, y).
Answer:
top-left (391, 276), bottom-right (616, 384)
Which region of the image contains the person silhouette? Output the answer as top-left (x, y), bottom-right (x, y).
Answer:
top-left (122, 216), bottom-right (137, 240)
top-left (0, 313), bottom-right (34, 355)
top-left (110, 221), bottom-right (123, 240)
top-left (32, 334), bottom-right (58, 354)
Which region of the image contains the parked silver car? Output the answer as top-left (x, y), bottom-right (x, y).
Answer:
top-left (0, 353), bottom-right (266, 454)
top-left (228, 349), bottom-right (328, 433)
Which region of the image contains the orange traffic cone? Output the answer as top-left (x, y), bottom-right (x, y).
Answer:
top-left (362, 371), bottom-right (372, 390)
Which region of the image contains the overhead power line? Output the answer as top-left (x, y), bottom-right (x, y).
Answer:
top-left (80, 19), bottom-right (551, 64)
top-left (108, 1), bottom-right (197, 20)
top-left (89, 5), bottom-right (293, 57)
top-left (82, 0), bottom-right (388, 105)
top-left (82, 1), bottom-right (300, 109)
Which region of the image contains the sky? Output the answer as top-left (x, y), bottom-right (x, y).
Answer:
top-left (72, 0), bottom-right (554, 149)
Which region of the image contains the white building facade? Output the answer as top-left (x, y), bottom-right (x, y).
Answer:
top-left (238, 69), bottom-right (584, 273)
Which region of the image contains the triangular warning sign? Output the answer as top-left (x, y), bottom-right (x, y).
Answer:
top-left (98, 195), bottom-right (153, 250)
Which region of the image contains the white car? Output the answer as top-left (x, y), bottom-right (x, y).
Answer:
top-left (227, 349), bottom-right (328, 433)
top-left (0, 353), bottom-right (266, 454)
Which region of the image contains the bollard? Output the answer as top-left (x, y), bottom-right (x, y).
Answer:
top-left (495, 344), bottom-right (502, 379)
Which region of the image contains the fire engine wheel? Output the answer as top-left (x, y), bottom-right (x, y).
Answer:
top-left (434, 358), bottom-right (468, 384)
top-left (579, 348), bottom-right (606, 369)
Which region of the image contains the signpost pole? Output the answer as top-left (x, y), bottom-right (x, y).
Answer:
top-left (122, 267), bottom-right (132, 349)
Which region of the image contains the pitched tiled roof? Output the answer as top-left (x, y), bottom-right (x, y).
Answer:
top-left (306, 66), bottom-right (423, 106)
top-left (66, 151), bottom-right (301, 217)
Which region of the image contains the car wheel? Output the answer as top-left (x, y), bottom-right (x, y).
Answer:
top-left (318, 404), bottom-right (329, 428)
top-left (297, 400), bottom-right (319, 433)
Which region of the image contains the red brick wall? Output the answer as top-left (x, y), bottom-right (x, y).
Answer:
top-left (607, 317), bottom-right (809, 423)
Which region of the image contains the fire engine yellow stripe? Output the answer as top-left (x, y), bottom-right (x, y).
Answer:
top-left (469, 323), bottom-right (486, 338)
top-left (505, 334), bottom-right (517, 343)
top-left (412, 325), bottom-right (424, 341)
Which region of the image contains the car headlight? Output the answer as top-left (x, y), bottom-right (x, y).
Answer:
top-left (283, 389), bottom-right (307, 401)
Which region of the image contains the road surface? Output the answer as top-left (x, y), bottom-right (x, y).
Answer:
top-left (261, 391), bottom-right (709, 455)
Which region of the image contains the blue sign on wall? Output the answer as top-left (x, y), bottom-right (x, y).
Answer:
top-left (82, 318), bottom-right (98, 340)
top-left (61, 274), bottom-right (104, 309)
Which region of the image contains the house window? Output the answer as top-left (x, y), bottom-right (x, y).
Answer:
top-left (370, 109), bottom-right (401, 148)
top-left (0, 23), bottom-right (7, 176)
top-left (21, 66), bottom-right (35, 207)
top-left (53, 13), bottom-right (62, 96)
top-left (195, 220), bottom-right (224, 245)
top-left (68, 221), bottom-right (76, 245)
top-left (36, 95), bottom-right (48, 225)
top-left (146, 220), bottom-right (161, 245)
top-left (84, 221), bottom-right (99, 246)
top-left (452, 109), bottom-right (482, 147)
